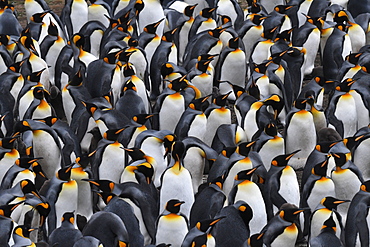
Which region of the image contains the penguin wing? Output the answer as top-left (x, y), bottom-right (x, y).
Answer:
top-left (346, 161), bottom-right (365, 183)
top-left (300, 176), bottom-right (318, 207)
top-left (261, 216), bottom-right (289, 245)
top-left (266, 171), bottom-right (287, 209)
top-left (325, 92), bottom-right (345, 137)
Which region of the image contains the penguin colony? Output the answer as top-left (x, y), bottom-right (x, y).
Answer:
top-left (2, 0), bottom-right (370, 246)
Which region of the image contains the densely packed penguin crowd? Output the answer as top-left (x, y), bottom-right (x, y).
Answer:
top-left (1, 0), bottom-right (370, 246)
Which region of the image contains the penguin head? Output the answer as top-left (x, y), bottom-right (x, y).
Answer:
top-left (230, 83), bottom-right (246, 100)
top-left (330, 152), bottom-right (348, 167)
top-left (163, 134), bottom-right (177, 155)
top-left (134, 0), bottom-right (144, 16)
top-left (360, 180), bottom-right (370, 192)
top-left (143, 18), bottom-right (164, 34)
top-left (13, 225), bottom-right (35, 239)
top-left (271, 150), bottom-right (300, 167)
top-left (248, 233), bottom-right (264, 247)
top-left (235, 200), bottom-right (254, 226)
top-left (279, 207), bottom-right (306, 223)
top-left (274, 5), bottom-right (293, 14)
top-left (97, 191), bottom-right (117, 205)
top-left (30, 11), bottom-right (48, 23)
top-left (236, 141), bottom-right (256, 156)
top-left (168, 75), bottom-right (189, 92)
top-left (315, 141), bottom-right (338, 153)
top-left (293, 98), bottom-right (310, 110)
top-left (61, 212), bottom-right (75, 225)
top-left (346, 52), bottom-right (362, 65)
top-left (248, 80), bottom-right (261, 100)
top-left (235, 166), bottom-right (259, 181)
top-left (103, 52), bottom-right (119, 65)
top-left (189, 96), bottom-right (210, 112)
top-left (333, 10), bottom-right (350, 24)
top-left (196, 216), bottom-right (225, 233)
top-left (16, 157), bottom-right (42, 169)
top-left (196, 57), bottom-right (213, 73)
top-left (221, 146), bottom-right (237, 158)
top-left (336, 78), bottom-right (356, 92)
top-left (311, 156), bottom-right (329, 177)
top-left (47, 21), bottom-right (59, 37)
top-left (116, 49), bottom-right (136, 63)
top-left (264, 94), bottom-right (284, 119)
top-left (250, 14), bottom-right (266, 26)
top-left (213, 92), bottom-right (231, 107)
top-left (264, 121), bottom-right (278, 137)
top-left (125, 147), bottom-right (146, 161)
top-left (228, 37), bottom-right (240, 50)
top-left (123, 63), bottom-right (136, 77)
top-left (170, 141), bottom-right (186, 162)
top-left (208, 27), bottom-right (226, 38)
top-left (8, 61), bottom-right (23, 73)
top-left (34, 202), bottom-right (50, 227)
top-left (321, 214), bottom-right (337, 233)
top-left (103, 128), bottom-right (125, 141)
top-left (209, 175), bottom-right (225, 189)
top-left (200, 7), bottom-right (217, 18)
top-left (343, 134), bottom-right (367, 151)
top-left (84, 179), bottom-right (115, 193)
top-left (71, 33), bottom-right (86, 49)
top-left (184, 4), bottom-right (197, 18)
top-left (0, 136), bottom-right (17, 149)
top-left (165, 199), bottom-right (185, 214)
top-left (218, 14), bottom-right (232, 26)
top-left (56, 166), bottom-right (73, 181)
top-left (132, 114), bottom-right (154, 125)
top-left (0, 34), bottom-right (10, 46)
top-left (27, 68), bottom-right (46, 83)
top-left (162, 28), bottom-right (177, 43)
top-left (33, 86), bottom-right (46, 100)
top-left (134, 162), bottom-right (154, 184)
top-left (20, 179), bottom-right (41, 199)
top-left (128, 38), bottom-right (139, 48)
top-left (161, 63), bottom-right (175, 77)
top-left (35, 116), bottom-right (58, 127)
top-left (320, 196), bottom-right (350, 210)
top-left (0, 202), bottom-right (22, 218)
top-left (262, 26), bottom-right (279, 40)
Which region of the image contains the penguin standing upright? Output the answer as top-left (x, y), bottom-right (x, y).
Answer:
top-left (284, 98), bottom-right (316, 169)
top-left (159, 141), bottom-right (194, 219)
top-left (265, 151), bottom-right (301, 217)
top-left (262, 206), bottom-right (306, 247)
top-left (134, 0), bottom-right (165, 36)
top-left (228, 167), bottom-right (268, 236)
top-left (60, 0), bottom-right (89, 38)
top-left (330, 152), bottom-right (364, 222)
top-left (345, 180), bottom-right (370, 247)
top-left (309, 215), bottom-right (344, 247)
top-left (155, 199), bottom-right (189, 246)
top-left (188, 7), bottom-right (218, 40)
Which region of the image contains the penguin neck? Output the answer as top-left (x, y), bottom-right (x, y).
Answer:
top-left (170, 160), bottom-right (183, 174)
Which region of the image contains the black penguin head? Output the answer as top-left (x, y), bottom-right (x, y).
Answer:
top-left (165, 199), bottom-right (184, 214)
top-left (361, 180), bottom-right (370, 192)
top-left (35, 116), bottom-right (57, 127)
top-left (124, 147), bottom-right (146, 161)
top-left (208, 27), bottom-right (226, 38)
top-left (184, 4), bottom-right (197, 17)
top-left (127, 38), bottom-right (139, 48)
top-left (200, 7), bottom-right (217, 18)
top-left (171, 141), bottom-right (186, 162)
top-left (264, 94), bottom-right (284, 119)
top-left (213, 92), bottom-right (231, 107)
top-left (0, 202), bottom-right (22, 218)
top-left (20, 179), bottom-right (41, 199)
top-left (330, 152), bottom-right (348, 167)
top-left (336, 78), bottom-right (356, 92)
top-left (236, 141), bottom-right (256, 156)
top-left (221, 146), bottom-right (237, 158)
top-left (123, 63), bottom-right (136, 77)
top-left (68, 68), bottom-right (84, 87)
top-left (346, 52), bottom-right (362, 65)
top-left (279, 207), bottom-right (306, 223)
top-left (162, 28), bottom-right (177, 43)
top-left (188, 96), bottom-right (210, 112)
top-left (293, 98), bottom-right (309, 110)
top-left (143, 18), bottom-right (164, 34)
top-left (311, 156), bottom-right (329, 177)
top-left (0, 136), bottom-right (16, 149)
top-left (274, 5), bottom-right (293, 14)
top-left (132, 114), bottom-right (154, 125)
top-left (196, 58), bottom-right (213, 73)
top-left (163, 134), bottom-right (177, 155)
top-left (271, 150), bottom-right (300, 167)
top-left (248, 233), bottom-right (264, 247)
top-left (47, 21), bottom-right (59, 36)
top-left (61, 212), bottom-right (75, 225)
top-left (209, 175), bottom-right (225, 189)
top-left (230, 84), bottom-right (246, 100)
top-left (320, 196), bottom-right (350, 210)
top-left (134, 0), bottom-right (144, 16)
top-left (321, 215), bottom-right (337, 232)
top-left (84, 179), bottom-right (115, 193)
top-left (228, 37), bottom-right (240, 49)
top-left (56, 166), bottom-right (73, 181)
top-left (315, 141), bottom-right (338, 153)
top-left (30, 12), bottom-right (48, 23)
top-left (103, 52), bottom-right (119, 64)
top-left (134, 162), bottom-right (154, 184)
top-left (235, 201), bottom-right (254, 226)
top-left (235, 167), bottom-right (259, 181)
top-left (250, 14), bottom-right (266, 26)
top-left (264, 121), bottom-right (278, 137)
top-left (117, 49), bottom-right (136, 63)
top-left (168, 75), bottom-right (189, 92)
top-left (33, 86), bottom-right (46, 100)
top-left (103, 128), bottom-right (124, 141)
top-left (219, 15), bottom-right (232, 26)
top-left (161, 63), bottom-right (175, 77)
top-left (8, 61), bottom-right (23, 73)
top-left (248, 80), bottom-right (260, 100)
top-left (196, 216), bottom-right (224, 232)
top-left (13, 225), bottom-right (35, 239)
top-left (15, 157), bottom-right (42, 169)
top-left (122, 80), bottom-right (137, 95)
top-left (334, 10), bottom-right (350, 24)
top-left (97, 191), bottom-right (117, 205)
top-left (13, 120), bottom-right (32, 137)
top-left (0, 34), bottom-right (10, 46)
top-left (28, 68), bottom-right (46, 83)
